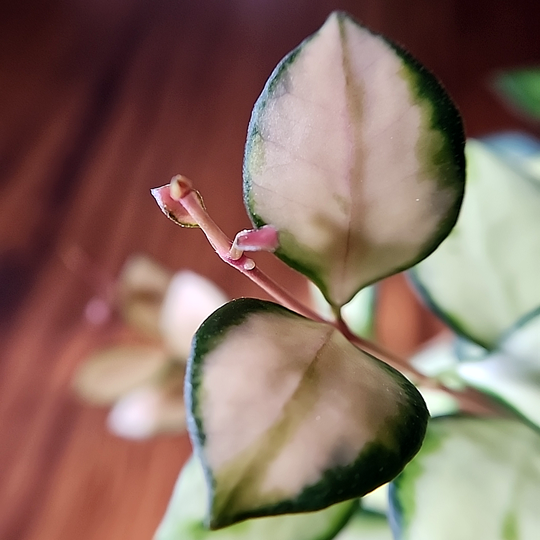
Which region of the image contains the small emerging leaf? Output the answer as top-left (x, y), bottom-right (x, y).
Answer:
top-left (151, 183), bottom-right (205, 228)
top-left (232, 225), bottom-right (279, 253)
top-left (390, 417), bottom-right (540, 540)
top-left (155, 455), bottom-right (356, 540)
top-left (186, 298), bottom-right (428, 528)
top-left (244, 11), bottom-right (465, 307)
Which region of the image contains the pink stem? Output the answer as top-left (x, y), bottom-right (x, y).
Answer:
top-left (165, 177), bottom-right (512, 418)
top-left (177, 185), bottom-right (327, 323)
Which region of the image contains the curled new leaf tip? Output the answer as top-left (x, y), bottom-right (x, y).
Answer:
top-left (151, 180), bottom-right (203, 228)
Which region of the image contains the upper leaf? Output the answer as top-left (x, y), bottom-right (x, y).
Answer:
top-left (411, 139), bottom-right (540, 349)
top-left (243, 11), bottom-right (465, 307)
top-left (185, 298), bottom-right (428, 529)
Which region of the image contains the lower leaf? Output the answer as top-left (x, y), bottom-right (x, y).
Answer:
top-left (186, 298), bottom-right (428, 528)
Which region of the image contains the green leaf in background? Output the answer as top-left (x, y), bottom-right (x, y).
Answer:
top-left (309, 283), bottom-right (376, 339)
top-left (415, 387), bottom-right (459, 418)
top-left (334, 484), bottom-right (394, 540)
top-left (186, 298), bottom-right (428, 529)
top-left (493, 68), bottom-right (540, 121)
top-left (410, 337), bottom-right (466, 391)
top-left (334, 509), bottom-right (393, 540)
top-left (390, 416), bottom-right (540, 540)
top-left (361, 484), bottom-right (389, 516)
top-left (410, 312), bottom-right (540, 431)
top-left (482, 132), bottom-right (540, 182)
top-left (411, 139), bottom-right (540, 349)
top-left (457, 307), bottom-right (540, 430)
top-left (243, 11), bottom-right (465, 308)
top-left (155, 455), bottom-right (356, 540)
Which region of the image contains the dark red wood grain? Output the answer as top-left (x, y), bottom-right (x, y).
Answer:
top-left (1, 1), bottom-right (538, 538)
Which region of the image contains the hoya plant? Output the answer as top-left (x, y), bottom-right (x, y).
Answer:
top-left (142, 10), bottom-right (540, 540)
top-left (73, 256), bottom-right (228, 439)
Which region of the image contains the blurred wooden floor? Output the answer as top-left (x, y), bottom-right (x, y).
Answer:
top-left (0, 1), bottom-right (538, 539)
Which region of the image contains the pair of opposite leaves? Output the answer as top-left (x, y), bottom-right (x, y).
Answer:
top-left (154, 11), bottom-right (465, 530)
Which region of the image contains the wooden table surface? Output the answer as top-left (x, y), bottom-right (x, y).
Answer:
top-left (1, 1), bottom-right (538, 539)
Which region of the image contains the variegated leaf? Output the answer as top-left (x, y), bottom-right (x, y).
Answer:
top-left (186, 298), bottom-right (428, 528)
top-left (412, 139), bottom-right (540, 349)
top-left (244, 11), bottom-right (465, 307)
top-left (155, 455), bottom-right (356, 540)
top-left (390, 417), bottom-right (540, 540)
